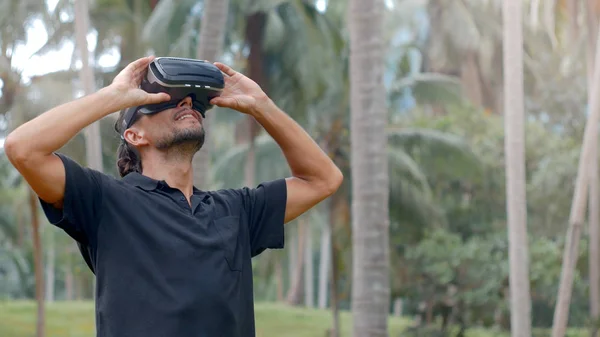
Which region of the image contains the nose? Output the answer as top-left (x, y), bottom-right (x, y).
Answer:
top-left (177, 96), bottom-right (193, 108)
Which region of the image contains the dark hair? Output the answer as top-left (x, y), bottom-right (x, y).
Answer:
top-left (114, 108), bottom-right (143, 177)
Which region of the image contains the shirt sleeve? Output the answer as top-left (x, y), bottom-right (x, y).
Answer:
top-left (38, 153), bottom-right (106, 247)
top-left (239, 178), bottom-right (287, 257)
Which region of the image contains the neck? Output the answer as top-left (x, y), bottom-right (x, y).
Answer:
top-left (140, 146), bottom-right (196, 197)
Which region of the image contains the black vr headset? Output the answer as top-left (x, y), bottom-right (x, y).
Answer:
top-left (120, 57), bottom-right (225, 135)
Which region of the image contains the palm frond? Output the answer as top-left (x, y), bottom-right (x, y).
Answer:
top-left (388, 146), bottom-right (431, 196)
top-left (141, 0), bottom-right (200, 56)
top-left (387, 127), bottom-right (482, 179)
top-left (389, 174), bottom-right (445, 232)
top-left (211, 134), bottom-right (290, 189)
top-left (391, 73), bottom-right (464, 106)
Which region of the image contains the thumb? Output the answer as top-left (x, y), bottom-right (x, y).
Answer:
top-left (144, 92), bottom-right (171, 104)
top-left (210, 96), bottom-right (238, 108)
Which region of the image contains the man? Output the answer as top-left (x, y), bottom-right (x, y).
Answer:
top-left (5, 55), bottom-right (343, 337)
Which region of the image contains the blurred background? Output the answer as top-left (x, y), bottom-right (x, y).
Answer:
top-left (1, 0), bottom-right (600, 336)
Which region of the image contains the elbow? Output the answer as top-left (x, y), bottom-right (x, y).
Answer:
top-left (4, 132), bottom-right (31, 168)
top-left (323, 166), bottom-right (344, 196)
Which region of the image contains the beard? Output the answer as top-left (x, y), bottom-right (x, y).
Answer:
top-left (155, 125), bottom-right (205, 154)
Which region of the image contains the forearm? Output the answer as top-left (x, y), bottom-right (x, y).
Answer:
top-left (5, 86), bottom-right (123, 159)
top-left (251, 98), bottom-right (342, 190)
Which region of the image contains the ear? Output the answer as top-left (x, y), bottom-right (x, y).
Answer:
top-left (123, 127), bottom-right (149, 147)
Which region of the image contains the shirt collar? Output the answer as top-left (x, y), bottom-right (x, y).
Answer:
top-left (122, 172), bottom-right (203, 195)
top-left (122, 172), bottom-right (160, 191)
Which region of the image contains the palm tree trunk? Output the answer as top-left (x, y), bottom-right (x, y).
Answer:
top-left (29, 188), bottom-right (45, 337)
top-left (288, 225), bottom-right (297, 295)
top-left (304, 221), bottom-right (314, 307)
top-left (329, 194), bottom-right (340, 337)
top-left (588, 3), bottom-right (600, 335)
top-left (65, 264), bottom-right (74, 301)
top-left (243, 11), bottom-right (267, 187)
top-left (502, 1), bottom-right (532, 336)
top-left (460, 51), bottom-right (483, 107)
top-left (286, 219), bottom-right (306, 305)
top-left (192, 0), bottom-right (229, 189)
top-left (590, 137), bottom-right (600, 337)
top-left (45, 230), bottom-right (55, 303)
top-left (567, 0), bottom-right (579, 42)
top-left (349, 0), bottom-right (390, 335)
top-left (275, 257), bottom-right (284, 301)
top-left (318, 219), bottom-right (331, 309)
top-left (552, 22), bottom-right (600, 337)
top-left (74, 0), bottom-right (103, 172)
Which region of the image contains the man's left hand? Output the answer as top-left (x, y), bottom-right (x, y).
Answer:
top-left (209, 62), bottom-right (271, 116)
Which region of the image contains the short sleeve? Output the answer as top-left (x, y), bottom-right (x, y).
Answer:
top-left (239, 179), bottom-right (287, 257)
top-left (39, 153), bottom-right (105, 247)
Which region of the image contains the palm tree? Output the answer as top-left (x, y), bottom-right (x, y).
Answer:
top-left (192, 0), bottom-right (230, 190)
top-left (502, 0), bottom-right (532, 336)
top-left (552, 21), bottom-right (600, 337)
top-left (348, 0), bottom-right (389, 335)
top-left (75, 0), bottom-right (103, 172)
top-left (588, 0), bottom-right (600, 334)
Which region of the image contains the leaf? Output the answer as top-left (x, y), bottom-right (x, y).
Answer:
top-left (386, 127), bottom-right (482, 179)
top-left (391, 73), bottom-right (464, 106)
top-left (387, 146), bottom-right (431, 195)
top-left (211, 134), bottom-right (289, 189)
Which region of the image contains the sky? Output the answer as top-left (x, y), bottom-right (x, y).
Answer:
top-left (11, 0), bottom-right (119, 82)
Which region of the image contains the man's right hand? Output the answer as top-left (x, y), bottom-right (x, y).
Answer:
top-left (4, 56), bottom-right (170, 208)
top-left (108, 56), bottom-right (172, 110)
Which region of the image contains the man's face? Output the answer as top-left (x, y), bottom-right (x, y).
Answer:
top-left (135, 96), bottom-right (205, 153)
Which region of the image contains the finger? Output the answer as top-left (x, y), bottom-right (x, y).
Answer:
top-left (213, 62), bottom-right (237, 77)
top-left (132, 67), bottom-right (148, 85)
top-left (145, 92), bottom-right (171, 104)
top-left (210, 96), bottom-right (236, 108)
top-left (127, 55), bottom-right (154, 73)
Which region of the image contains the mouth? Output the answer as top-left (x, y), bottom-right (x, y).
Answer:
top-left (174, 108), bottom-right (201, 123)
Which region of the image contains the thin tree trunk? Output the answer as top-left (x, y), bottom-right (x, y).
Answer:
top-left (393, 298), bottom-right (403, 316)
top-left (65, 264), bottom-right (74, 301)
top-left (304, 221), bottom-right (314, 307)
top-left (590, 141), bottom-right (600, 337)
top-left (329, 195), bottom-right (340, 337)
top-left (289, 225), bottom-right (297, 295)
top-left (74, 0), bottom-right (103, 172)
top-left (349, 0), bottom-right (390, 335)
top-left (503, 1), bottom-right (532, 336)
top-left (286, 219), bottom-right (306, 305)
top-left (45, 230), bottom-right (55, 303)
top-left (588, 3), bottom-right (600, 335)
top-left (552, 22), bottom-right (600, 337)
top-left (192, 0), bottom-right (229, 189)
top-left (568, 0), bottom-right (579, 42)
top-left (530, 0), bottom-right (541, 29)
top-left (318, 220), bottom-right (331, 309)
top-left (17, 204), bottom-right (24, 247)
top-left (460, 51), bottom-right (483, 107)
top-left (275, 257), bottom-right (284, 301)
top-left (29, 188), bottom-right (45, 337)
top-left (243, 11), bottom-right (267, 187)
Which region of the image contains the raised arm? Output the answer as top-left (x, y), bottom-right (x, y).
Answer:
top-left (4, 56), bottom-right (170, 208)
top-left (209, 62), bottom-right (343, 223)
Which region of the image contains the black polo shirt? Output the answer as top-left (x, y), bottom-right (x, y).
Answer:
top-left (39, 153), bottom-right (287, 337)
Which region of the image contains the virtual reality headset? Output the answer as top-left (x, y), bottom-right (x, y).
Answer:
top-left (120, 57), bottom-right (225, 134)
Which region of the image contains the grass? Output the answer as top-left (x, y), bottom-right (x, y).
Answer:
top-left (0, 300), bottom-right (414, 337)
top-left (0, 301), bottom-right (589, 337)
